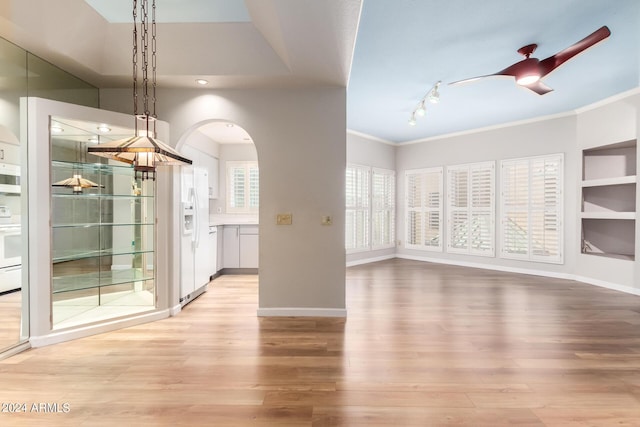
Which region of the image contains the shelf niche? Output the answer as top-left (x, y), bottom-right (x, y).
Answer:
top-left (581, 139), bottom-right (637, 261)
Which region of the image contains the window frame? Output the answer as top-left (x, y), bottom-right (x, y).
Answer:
top-left (345, 164), bottom-right (396, 253)
top-left (404, 167), bottom-right (443, 252)
top-left (446, 161), bottom-right (495, 257)
top-left (226, 160), bottom-right (259, 214)
top-left (500, 153), bottom-right (564, 264)
top-left (371, 167), bottom-right (396, 250)
top-left (345, 163), bottom-right (371, 253)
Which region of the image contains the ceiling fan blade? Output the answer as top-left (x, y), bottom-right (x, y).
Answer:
top-left (448, 75), bottom-right (495, 85)
top-left (539, 26), bottom-right (611, 77)
top-left (524, 80), bottom-right (554, 95)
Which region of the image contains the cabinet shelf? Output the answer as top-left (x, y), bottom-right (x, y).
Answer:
top-left (52, 160), bottom-right (135, 174)
top-left (52, 193), bottom-right (153, 199)
top-left (53, 268), bottom-right (154, 294)
top-left (53, 248), bottom-right (154, 264)
top-left (580, 212), bottom-right (636, 220)
top-left (581, 175), bottom-right (636, 187)
top-left (52, 222), bottom-right (155, 228)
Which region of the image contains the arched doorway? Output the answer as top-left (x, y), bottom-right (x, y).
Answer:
top-left (175, 119), bottom-right (258, 305)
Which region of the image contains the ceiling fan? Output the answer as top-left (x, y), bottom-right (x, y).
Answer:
top-left (449, 26), bottom-right (611, 95)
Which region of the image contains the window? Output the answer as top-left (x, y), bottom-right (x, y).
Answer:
top-left (345, 164), bottom-right (395, 252)
top-left (372, 168), bottom-right (395, 248)
top-left (405, 167), bottom-right (443, 251)
top-left (346, 164), bottom-right (370, 252)
top-left (501, 154), bottom-right (563, 263)
top-left (226, 161), bottom-right (259, 213)
top-left (447, 161), bottom-right (495, 256)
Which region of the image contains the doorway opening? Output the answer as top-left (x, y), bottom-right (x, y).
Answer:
top-left (176, 120), bottom-right (258, 306)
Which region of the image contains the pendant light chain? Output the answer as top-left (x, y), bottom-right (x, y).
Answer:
top-left (141, 0), bottom-right (149, 118)
top-left (132, 0), bottom-right (138, 127)
top-left (87, 0), bottom-right (193, 179)
top-left (152, 0), bottom-right (157, 136)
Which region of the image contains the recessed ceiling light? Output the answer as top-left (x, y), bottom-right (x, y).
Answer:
top-left (225, 123), bottom-right (234, 128)
top-left (51, 124), bottom-right (63, 133)
top-left (97, 124), bottom-right (111, 133)
top-left (196, 79), bottom-right (209, 85)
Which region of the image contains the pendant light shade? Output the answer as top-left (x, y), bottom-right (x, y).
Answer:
top-left (88, 121), bottom-right (192, 180)
top-left (52, 174), bottom-right (103, 194)
top-left (87, 0), bottom-right (191, 180)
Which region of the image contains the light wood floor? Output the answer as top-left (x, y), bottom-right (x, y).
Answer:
top-left (1, 259), bottom-right (640, 426)
top-left (0, 290), bottom-right (22, 351)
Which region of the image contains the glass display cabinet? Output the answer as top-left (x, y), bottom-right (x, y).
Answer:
top-left (49, 117), bottom-right (156, 328)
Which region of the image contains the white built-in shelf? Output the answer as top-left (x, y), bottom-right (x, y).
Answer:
top-left (581, 175), bottom-right (636, 187)
top-left (580, 212), bottom-right (636, 220)
top-left (581, 139), bottom-right (637, 261)
top-left (580, 251), bottom-right (635, 261)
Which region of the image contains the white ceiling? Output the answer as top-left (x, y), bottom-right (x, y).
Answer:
top-left (0, 0), bottom-right (638, 144)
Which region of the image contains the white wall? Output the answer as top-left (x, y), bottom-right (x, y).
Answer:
top-left (396, 113), bottom-right (579, 277)
top-left (100, 87), bottom-right (347, 316)
top-left (346, 130), bottom-right (396, 265)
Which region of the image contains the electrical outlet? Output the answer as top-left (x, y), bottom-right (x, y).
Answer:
top-left (277, 213), bottom-right (292, 225)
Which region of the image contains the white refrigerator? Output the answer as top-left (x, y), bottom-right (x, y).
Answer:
top-left (180, 166), bottom-right (211, 303)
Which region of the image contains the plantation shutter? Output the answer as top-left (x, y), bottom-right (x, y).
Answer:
top-left (372, 168), bottom-right (395, 248)
top-left (501, 159), bottom-right (530, 258)
top-left (447, 162), bottom-right (494, 256)
top-left (345, 164), bottom-right (370, 252)
top-left (405, 167), bottom-right (442, 251)
top-left (530, 155), bottom-right (562, 262)
top-left (227, 161), bottom-right (259, 213)
top-left (500, 154), bottom-right (563, 264)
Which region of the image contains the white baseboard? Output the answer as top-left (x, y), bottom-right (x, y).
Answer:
top-left (397, 254), bottom-right (574, 280)
top-left (397, 254), bottom-right (640, 296)
top-left (257, 307), bottom-right (347, 317)
top-left (30, 309), bottom-right (170, 348)
top-left (347, 254), bottom-right (396, 267)
top-left (170, 304), bottom-right (182, 316)
top-left (574, 275), bottom-right (640, 296)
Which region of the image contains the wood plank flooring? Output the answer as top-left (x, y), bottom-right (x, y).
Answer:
top-left (1, 259), bottom-right (640, 426)
top-left (0, 290), bottom-right (22, 351)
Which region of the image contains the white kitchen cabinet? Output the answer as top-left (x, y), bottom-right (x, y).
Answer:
top-left (222, 225), bottom-right (240, 268)
top-left (220, 224), bottom-right (258, 271)
top-left (208, 156), bottom-right (219, 199)
top-left (0, 141), bottom-right (20, 165)
top-left (239, 225), bottom-right (259, 268)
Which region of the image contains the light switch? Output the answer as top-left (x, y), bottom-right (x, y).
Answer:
top-left (277, 213), bottom-right (292, 225)
top-left (321, 215), bottom-right (332, 226)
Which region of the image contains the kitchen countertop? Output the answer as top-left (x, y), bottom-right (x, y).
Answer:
top-left (209, 214), bottom-right (258, 226)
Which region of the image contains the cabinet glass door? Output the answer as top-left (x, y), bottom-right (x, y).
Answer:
top-left (50, 117), bottom-right (156, 329)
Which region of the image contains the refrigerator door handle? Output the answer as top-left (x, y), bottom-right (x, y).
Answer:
top-left (193, 186), bottom-right (200, 249)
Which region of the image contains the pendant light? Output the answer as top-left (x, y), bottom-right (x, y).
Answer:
top-left (52, 133), bottom-right (104, 194)
top-left (52, 174), bottom-right (102, 194)
top-left (88, 0), bottom-right (191, 180)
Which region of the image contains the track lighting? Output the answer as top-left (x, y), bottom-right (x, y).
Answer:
top-left (428, 82), bottom-right (441, 104)
top-left (408, 81), bottom-right (442, 126)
